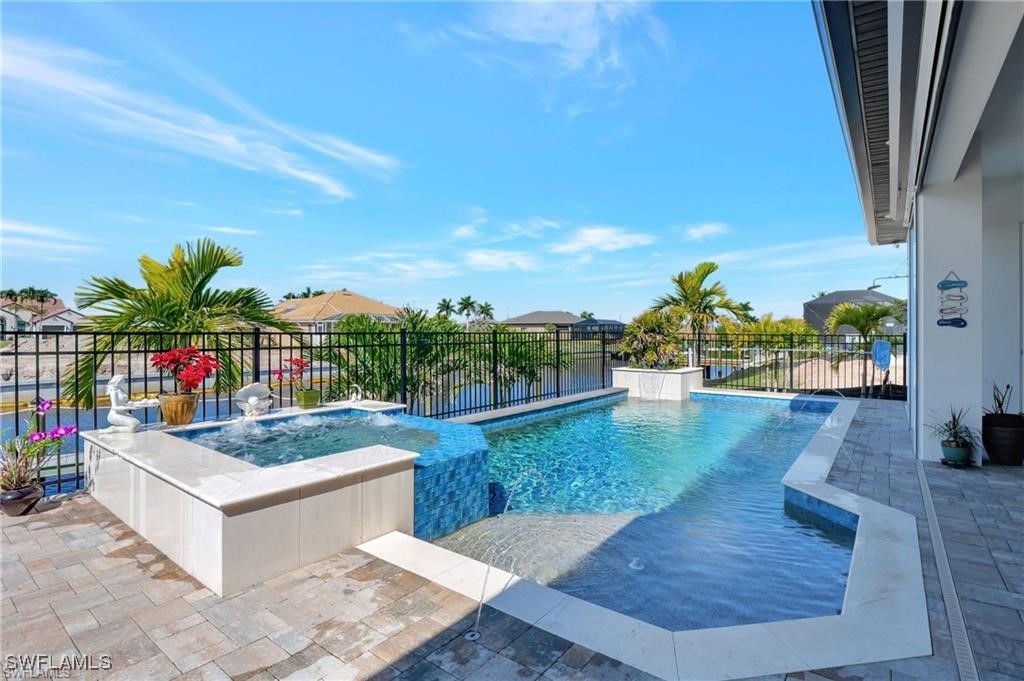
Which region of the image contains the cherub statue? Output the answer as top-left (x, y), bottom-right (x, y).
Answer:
top-left (103, 375), bottom-right (160, 433)
top-left (235, 383), bottom-right (273, 418)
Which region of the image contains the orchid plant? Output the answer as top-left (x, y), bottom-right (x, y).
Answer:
top-left (1, 399), bottom-right (78, 491)
top-left (272, 358), bottom-right (314, 391)
top-left (150, 346), bottom-right (220, 394)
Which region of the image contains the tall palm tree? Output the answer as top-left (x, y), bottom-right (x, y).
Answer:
top-left (0, 288), bottom-right (20, 304)
top-left (814, 290), bottom-right (829, 299)
top-left (436, 298), bottom-right (456, 318)
top-left (282, 287), bottom-right (325, 300)
top-left (652, 262), bottom-right (746, 333)
top-left (456, 296), bottom-right (477, 325)
top-left (17, 286), bottom-right (57, 321)
top-left (477, 302), bottom-right (495, 321)
top-left (579, 310), bottom-right (595, 320)
top-left (825, 302), bottom-right (897, 396)
top-left (64, 239), bottom-right (296, 407)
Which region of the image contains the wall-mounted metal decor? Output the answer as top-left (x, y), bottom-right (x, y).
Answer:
top-left (936, 271), bottom-right (968, 328)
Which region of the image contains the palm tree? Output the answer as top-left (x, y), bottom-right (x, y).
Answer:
top-left (456, 296), bottom-right (477, 325)
top-left (17, 286), bottom-right (57, 321)
top-left (282, 287), bottom-right (325, 300)
top-left (652, 262), bottom-right (746, 333)
top-left (64, 239), bottom-right (296, 407)
top-left (579, 311), bottom-right (595, 320)
top-left (436, 298), bottom-right (456, 318)
top-left (0, 288), bottom-right (20, 304)
top-left (814, 290), bottom-right (829, 299)
top-left (477, 302), bottom-right (495, 321)
top-left (825, 302), bottom-right (897, 396)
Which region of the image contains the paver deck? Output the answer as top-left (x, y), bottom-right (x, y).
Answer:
top-left (2, 398), bottom-right (1021, 681)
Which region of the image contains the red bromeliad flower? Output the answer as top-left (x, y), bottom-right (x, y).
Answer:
top-left (150, 346), bottom-right (219, 394)
top-left (273, 357), bottom-right (312, 390)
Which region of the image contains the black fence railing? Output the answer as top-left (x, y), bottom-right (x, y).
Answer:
top-left (1, 329), bottom-right (617, 493)
top-left (680, 332), bottom-right (907, 399)
top-left (0, 328), bottom-right (905, 495)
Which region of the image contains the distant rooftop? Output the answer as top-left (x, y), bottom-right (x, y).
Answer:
top-left (804, 289), bottom-right (901, 305)
top-left (502, 310), bottom-right (583, 326)
top-left (275, 289), bottom-right (399, 322)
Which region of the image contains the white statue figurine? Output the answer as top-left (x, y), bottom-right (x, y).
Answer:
top-left (103, 375), bottom-right (160, 433)
top-left (235, 383), bottom-right (273, 417)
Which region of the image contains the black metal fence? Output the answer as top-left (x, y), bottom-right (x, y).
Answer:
top-left (1, 329), bottom-right (616, 493)
top-left (0, 328), bottom-right (905, 494)
top-left (682, 332), bottom-right (907, 399)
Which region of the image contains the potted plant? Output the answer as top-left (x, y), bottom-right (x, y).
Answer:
top-left (929, 407), bottom-right (978, 465)
top-left (273, 357), bottom-right (319, 408)
top-left (982, 384), bottom-right (1024, 466)
top-left (150, 346), bottom-right (219, 426)
top-left (1, 399), bottom-right (78, 516)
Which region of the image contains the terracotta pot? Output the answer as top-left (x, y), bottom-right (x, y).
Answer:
top-left (160, 393), bottom-right (199, 426)
top-left (1, 484), bottom-right (43, 517)
top-left (295, 389), bottom-right (321, 409)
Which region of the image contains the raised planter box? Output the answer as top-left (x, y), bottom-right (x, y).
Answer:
top-left (612, 366), bottom-right (704, 400)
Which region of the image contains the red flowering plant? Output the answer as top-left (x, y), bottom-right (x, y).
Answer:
top-left (150, 346), bottom-right (219, 394)
top-left (1, 398), bottom-right (78, 491)
top-left (271, 357), bottom-right (313, 391)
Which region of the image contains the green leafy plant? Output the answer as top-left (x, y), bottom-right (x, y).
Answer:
top-left (63, 239), bottom-right (296, 407)
top-left (928, 407), bottom-right (978, 448)
top-left (651, 261), bottom-right (747, 333)
top-left (1, 400), bottom-right (77, 491)
top-left (620, 310), bottom-right (684, 369)
top-left (985, 383), bottom-right (1014, 415)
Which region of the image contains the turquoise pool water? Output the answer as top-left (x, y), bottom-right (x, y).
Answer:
top-left (437, 395), bottom-right (855, 631)
top-left (175, 411), bottom-right (439, 466)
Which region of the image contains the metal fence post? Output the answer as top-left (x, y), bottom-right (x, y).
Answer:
top-left (491, 329), bottom-right (499, 409)
top-left (400, 329), bottom-right (408, 406)
top-left (555, 331), bottom-right (562, 397)
top-left (601, 331), bottom-right (607, 389)
top-left (902, 332), bottom-right (908, 397)
top-left (252, 327), bottom-right (261, 384)
top-left (788, 333), bottom-right (795, 391)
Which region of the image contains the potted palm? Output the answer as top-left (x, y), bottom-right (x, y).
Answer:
top-left (150, 346), bottom-right (219, 425)
top-left (982, 384), bottom-right (1024, 466)
top-left (273, 358), bottom-right (319, 408)
top-left (929, 407), bottom-right (978, 465)
top-left (1, 399), bottom-right (78, 516)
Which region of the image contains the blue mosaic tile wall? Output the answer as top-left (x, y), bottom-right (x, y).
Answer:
top-left (783, 486), bottom-right (859, 532)
top-left (689, 391), bottom-right (839, 414)
top-left (391, 413), bottom-right (490, 540)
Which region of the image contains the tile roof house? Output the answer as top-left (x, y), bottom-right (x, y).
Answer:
top-left (274, 289), bottom-right (400, 332)
top-left (502, 311), bottom-right (584, 333)
top-left (0, 297), bottom-right (83, 336)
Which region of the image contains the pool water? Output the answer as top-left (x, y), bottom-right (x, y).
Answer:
top-left (436, 395), bottom-right (855, 631)
top-left (175, 411), bottom-right (439, 467)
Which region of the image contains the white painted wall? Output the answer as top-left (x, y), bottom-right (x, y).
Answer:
top-left (981, 174), bottom-right (1024, 414)
top-left (914, 145), bottom-right (986, 462)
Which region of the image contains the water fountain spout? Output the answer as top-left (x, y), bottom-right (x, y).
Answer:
top-left (348, 384), bottom-right (364, 403)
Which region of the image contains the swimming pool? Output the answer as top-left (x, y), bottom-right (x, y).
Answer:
top-left (174, 411), bottom-right (439, 467)
top-left (436, 394), bottom-right (855, 631)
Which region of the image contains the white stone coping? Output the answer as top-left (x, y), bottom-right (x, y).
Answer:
top-left (448, 388), bottom-right (627, 425)
top-left (612, 366), bottom-right (704, 375)
top-left (359, 389), bottom-right (931, 681)
top-left (81, 401), bottom-right (418, 516)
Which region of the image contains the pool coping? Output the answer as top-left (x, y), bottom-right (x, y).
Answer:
top-left (359, 389), bottom-right (930, 681)
top-left (447, 387), bottom-right (628, 426)
top-left (81, 401), bottom-right (420, 515)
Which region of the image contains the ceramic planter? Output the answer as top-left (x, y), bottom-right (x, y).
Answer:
top-left (982, 413), bottom-right (1024, 466)
top-left (160, 393), bottom-right (199, 426)
top-left (1, 483), bottom-right (44, 517)
top-left (295, 390), bottom-right (320, 409)
top-left (940, 440), bottom-right (972, 464)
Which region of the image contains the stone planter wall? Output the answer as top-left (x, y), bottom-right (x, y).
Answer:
top-left (611, 367), bottom-right (704, 400)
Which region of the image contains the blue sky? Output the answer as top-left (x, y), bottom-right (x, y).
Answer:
top-left (1, 2), bottom-right (907, 321)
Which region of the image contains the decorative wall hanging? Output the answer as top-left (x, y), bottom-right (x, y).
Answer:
top-left (936, 271), bottom-right (968, 328)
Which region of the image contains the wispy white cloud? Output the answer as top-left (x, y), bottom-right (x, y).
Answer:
top-left (1, 218), bottom-right (97, 257)
top-left (465, 249), bottom-right (538, 271)
top-left (3, 35), bottom-right (399, 200)
top-left (204, 226), bottom-right (261, 236)
top-left (263, 208), bottom-right (304, 217)
top-left (452, 224), bottom-right (478, 239)
top-left (684, 222), bottom-right (730, 241)
top-left (549, 226), bottom-right (654, 254)
top-left (173, 200), bottom-right (198, 207)
top-left (706, 236), bottom-right (895, 270)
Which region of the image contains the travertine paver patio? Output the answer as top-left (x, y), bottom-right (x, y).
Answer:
top-left (2, 398), bottom-right (1021, 681)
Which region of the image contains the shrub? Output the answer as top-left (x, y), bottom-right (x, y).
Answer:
top-left (620, 310), bottom-right (684, 369)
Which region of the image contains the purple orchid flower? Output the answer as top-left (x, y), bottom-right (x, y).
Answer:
top-left (36, 399), bottom-right (54, 416)
top-left (29, 431), bottom-right (47, 443)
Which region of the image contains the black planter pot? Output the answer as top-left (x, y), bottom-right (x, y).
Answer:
top-left (982, 414), bottom-right (1024, 465)
top-left (1, 484), bottom-right (44, 517)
